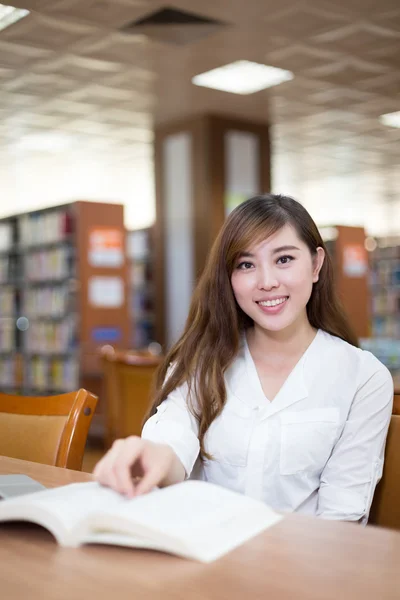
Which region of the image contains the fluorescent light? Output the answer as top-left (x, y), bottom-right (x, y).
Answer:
top-left (0, 4), bottom-right (29, 32)
top-left (192, 60), bottom-right (294, 95)
top-left (379, 111), bottom-right (400, 129)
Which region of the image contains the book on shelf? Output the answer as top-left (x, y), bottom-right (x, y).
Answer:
top-left (19, 210), bottom-right (72, 248)
top-left (0, 358), bottom-right (15, 388)
top-left (0, 318), bottom-right (15, 353)
top-left (0, 480), bottom-right (282, 562)
top-left (0, 222), bottom-right (13, 252)
top-left (127, 228), bottom-right (155, 348)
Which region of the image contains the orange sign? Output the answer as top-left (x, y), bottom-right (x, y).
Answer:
top-left (343, 244), bottom-right (367, 278)
top-left (88, 227), bottom-right (124, 268)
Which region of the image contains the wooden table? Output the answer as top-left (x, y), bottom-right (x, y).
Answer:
top-left (1, 456), bottom-right (400, 600)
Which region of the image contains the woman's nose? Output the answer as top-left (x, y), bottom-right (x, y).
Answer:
top-left (257, 268), bottom-right (279, 291)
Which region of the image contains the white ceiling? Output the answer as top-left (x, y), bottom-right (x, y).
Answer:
top-left (0, 0), bottom-right (399, 232)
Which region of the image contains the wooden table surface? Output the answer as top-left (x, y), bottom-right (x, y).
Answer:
top-left (1, 455), bottom-right (400, 600)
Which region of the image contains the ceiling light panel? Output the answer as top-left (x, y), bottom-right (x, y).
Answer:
top-left (0, 3), bottom-right (29, 32)
top-left (192, 60), bottom-right (294, 95)
top-left (380, 111), bottom-right (400, 129)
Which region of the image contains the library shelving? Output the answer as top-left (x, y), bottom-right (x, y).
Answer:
top-left (369, 241), bottom-right (400, 338)
top-left (363, 238), bottom-right (400, 389)
top-left (126, 227), bottom-right (156, 349)
top-left (0, 202), bottom-right (131, 417)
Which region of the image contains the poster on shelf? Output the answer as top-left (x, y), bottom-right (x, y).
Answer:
top-left (343, 244), bottom-right (368, 278)
top-left (88, 227), bottom-right (124, 268)
top-left (88, 276), bottom-right (124, 308)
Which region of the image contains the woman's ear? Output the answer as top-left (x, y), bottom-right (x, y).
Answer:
top-left (312, 247), bottom-right (325, 283)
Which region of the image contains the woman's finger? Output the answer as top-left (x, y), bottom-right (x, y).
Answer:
top-left (133, 461), bottom-right (167, 496)
top-left (93, 439), bottom-right (126, 491)
top-left (111, 437), bottom-right (145, 496)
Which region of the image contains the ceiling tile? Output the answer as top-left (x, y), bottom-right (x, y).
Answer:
top-left (357, 72), bottom-right (400, 97)
top-left (3, 73), bottom-right (80, 96)
top-left (312, 23), bottom-right (400, 50)
top-left (34, 55), bottom-right (125, 80)
top-left (0, 14), bottom-right (98, 50)
top-left (261, 5), bottom-right (350, 39)
top-left (74, 33), bottom-right (152, 66)
top-left (35, 98), bottom-right (98, 116)
top-left (307, 60), bottom-right (389, 87)
top-left (45, 0), bottom-right (148, 28)
top-left (266, 45), bottom-right (339, 73)
top-left (63, 83), bottom-right (138, 104)
top-left (336, 0), bottom-right (400, 15)
top-left (0, 40), bottom-right (53, 68)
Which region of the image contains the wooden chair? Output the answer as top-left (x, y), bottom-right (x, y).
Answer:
top-left (369, 392), bottom-right (400, 529)
top-left (393, 390), bottom-right (400, 416)
top-left (100, 347), bottom-right (162, 448)
top-left (0, 389), bottom-right (98, 471)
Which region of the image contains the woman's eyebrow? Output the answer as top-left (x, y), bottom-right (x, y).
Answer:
top-left (272, 245), bottom-right (301, 254)
top-left (237, 251), bottom-right (254, 258)
top-left (237, 245), bottom-right (301, 259)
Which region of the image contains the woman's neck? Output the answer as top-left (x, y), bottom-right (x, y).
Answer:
top-left (247, 319), bottom-right (318, 363)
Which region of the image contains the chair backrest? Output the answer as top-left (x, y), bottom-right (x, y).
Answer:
top-left (100, 347), bottom-right (162, 448)
top-left (369, 409), bottom-right (400, 529)
top-left (393, 391), bottom-right (400, 416)
top-left (0, 389), bottom-right (98, 470)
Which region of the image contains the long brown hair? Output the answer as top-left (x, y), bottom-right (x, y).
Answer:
top-left (148, 194), bottom-right (357, 457)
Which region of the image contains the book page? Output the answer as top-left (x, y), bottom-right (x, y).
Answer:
top-left (86, 480), bottom-right (282, 561)
top-left (0, 482), bottom-right (130, 544)
top-left (96, 480), bottom-right (278, 534)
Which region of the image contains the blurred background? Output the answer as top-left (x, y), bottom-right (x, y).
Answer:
top-left (0, 0), bottom-right (399, 461)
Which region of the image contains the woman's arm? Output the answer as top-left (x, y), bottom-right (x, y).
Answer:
top-left (94, 384), bottom-right (200, 496)
top-left (141, 383), bottom-right (200, 479)
top-left (317, 354), bottom-right (393, 523)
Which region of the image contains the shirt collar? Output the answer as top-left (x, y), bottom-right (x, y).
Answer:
top-left (226, 329), bottom-right (323, 418)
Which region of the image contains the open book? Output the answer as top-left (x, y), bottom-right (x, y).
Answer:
top-left (0, 479), bottom-right (282, 562)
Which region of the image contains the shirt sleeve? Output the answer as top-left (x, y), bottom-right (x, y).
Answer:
top-left (141, 382), bottom-right (200, 478)
top-left (317, 353), bottom-right (393, 523)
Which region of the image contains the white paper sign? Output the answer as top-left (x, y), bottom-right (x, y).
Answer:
top-left (88, 276), bottom-right (124, 308)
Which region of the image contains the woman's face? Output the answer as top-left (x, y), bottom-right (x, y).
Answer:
top-left (230, 224), bottom-right (325, 335)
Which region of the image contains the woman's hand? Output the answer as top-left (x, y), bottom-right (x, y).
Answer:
top-left (93, 437), bottom-right (185, 497)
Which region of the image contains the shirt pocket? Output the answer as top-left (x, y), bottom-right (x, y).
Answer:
top-left (280, 408), bottom-right (340, 475)
top-left (204, 408), bottom-right (252, 467)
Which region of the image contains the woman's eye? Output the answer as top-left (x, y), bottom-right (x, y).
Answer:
top-left (277, 255), bottom-right (294, 265)
top-left (237, 261), bottom-right (253, 270)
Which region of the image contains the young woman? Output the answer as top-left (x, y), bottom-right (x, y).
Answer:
top-left (94, 194), bottom-right (393, 523)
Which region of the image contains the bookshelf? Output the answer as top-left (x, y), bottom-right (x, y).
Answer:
top-left (369, 241), bottom-right (400, 338)
top-left (362, 239), bottom-right (400, 389)
top-left (0, 217), bottom-right (19, 393)
top-left (126, 228), bottom-right (156, 349)
top-left (0, 202), bottom-right (131, 410)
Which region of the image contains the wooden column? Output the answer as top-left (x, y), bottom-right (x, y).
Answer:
top-left (154, 114), bottom-right (271, 347)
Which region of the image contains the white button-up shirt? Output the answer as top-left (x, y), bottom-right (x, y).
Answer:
top-left (142, 330), bottom-right (393, 522)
